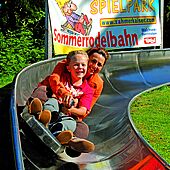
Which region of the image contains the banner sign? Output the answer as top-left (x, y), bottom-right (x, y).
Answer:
top-left (48, 0), bottom-right (161, 55)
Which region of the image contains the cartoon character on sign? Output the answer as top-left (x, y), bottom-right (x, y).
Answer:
top-left (55, 0), bottom-right (92, 35)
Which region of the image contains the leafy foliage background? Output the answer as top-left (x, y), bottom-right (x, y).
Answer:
top-left (0, 0), bottom-right (45, 79)
top-left (0, 0), bottom-right (170, 83)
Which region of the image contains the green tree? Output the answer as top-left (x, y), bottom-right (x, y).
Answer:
top-left (0, 0), bottom-right (45, 84)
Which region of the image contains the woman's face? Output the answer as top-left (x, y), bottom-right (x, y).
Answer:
top-left (87, 52), bottom-right (105, 75)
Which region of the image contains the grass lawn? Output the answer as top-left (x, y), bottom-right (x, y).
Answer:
top-left (130, 85), bottom-right (170, 164)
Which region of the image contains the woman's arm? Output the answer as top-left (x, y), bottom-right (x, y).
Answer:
top-left (49, 59), bottom-right (71, 97)
top-left (88, 74), bottom-right (104, 109)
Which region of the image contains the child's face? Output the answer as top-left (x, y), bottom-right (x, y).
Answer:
top-left (67, 54), bottom-right (88, 81)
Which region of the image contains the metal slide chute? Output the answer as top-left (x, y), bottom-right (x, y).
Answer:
top-left (8, 48), bottom-right (169, 169)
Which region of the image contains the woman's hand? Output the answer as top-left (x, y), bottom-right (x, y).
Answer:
top-left (61, 106), bottom-right (72, 116)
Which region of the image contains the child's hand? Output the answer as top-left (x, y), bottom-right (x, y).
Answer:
top-left (73, 98), bottom-right (78, 107)
top-left (63, 94), bottom-right (74, 108)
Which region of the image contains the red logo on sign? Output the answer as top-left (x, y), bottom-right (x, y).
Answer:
top-left (144, 37), bottom-right (156, 44)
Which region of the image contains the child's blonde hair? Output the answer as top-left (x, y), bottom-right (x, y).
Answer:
top-left (67, 50), bottom-right (89, 64)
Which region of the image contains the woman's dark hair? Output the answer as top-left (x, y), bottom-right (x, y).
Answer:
top-left (86, 48), bottom-right (110, 65)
